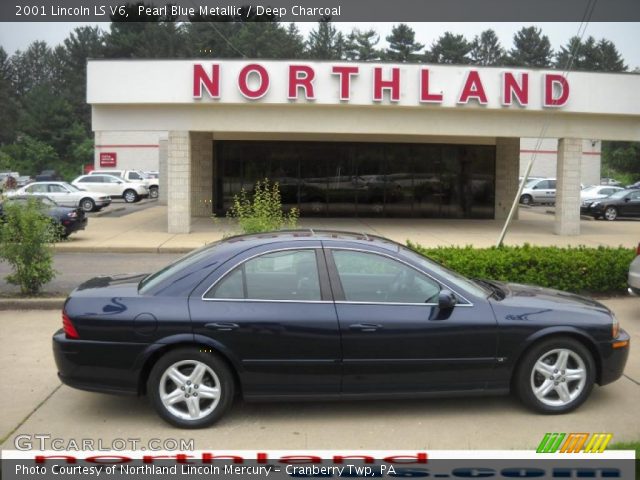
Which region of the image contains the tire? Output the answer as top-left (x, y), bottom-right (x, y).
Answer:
top-left (604, 206), bottom-right (618, 221)
top-left (80, 198), bottom-right (96, 213)
top-left (514, 337), bottom-right (595, 414)
top-left (149, 186), bottom-right (159, 199)
top-left (123, 189), bottom-right (138, 203)
top-left (147, 348), bottom-right (235, 428)
top-left (520, 194), bottom-right (533, 205)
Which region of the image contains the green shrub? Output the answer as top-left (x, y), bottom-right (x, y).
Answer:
top-left (0, 198), bottom-right (58, 295)
top-left (406, 241), bottom-right (635, 294)
top-left (227, 178), bottom-right (299, 234)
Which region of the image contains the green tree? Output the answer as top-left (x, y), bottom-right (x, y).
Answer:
top-left (602, 141), bottom-right (640, 184)
top-left (9, 41), bottom-right (58, 97)
top-left (594, 39), bottom-right (627, 72)
top-left (0, 198), bottom-right (58, 295)
top-left (507, 26), bottom-right (553, 68)
top-left (306, 17), bottom-right (345, 60)
top-left (384, 24), bottom-right (424, 62)
top-left (0, 136), bottom-right (59, 177)
top-left (345, 28), bottom-right (380, 61)
top-left (555, 36), bottom-right (627, 72)
top-left (469, 29), bottom-right (505, 66)
top-left (0, 47), bottom-right (19, 145)
top-left (428, 32), bottom-right (472, 64)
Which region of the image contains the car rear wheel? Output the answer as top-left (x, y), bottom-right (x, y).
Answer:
top-left (604, 206), bottom-right (618, 221)
top-left (148, 348), bottom-right (234, 428)
top-left (515, 337), bottom-right (595, 414)
top-left (80, 198), bottom-right (95, 212)
top-left (520, 194), bottom-right (533, 205)
top-left (149, 186), bottom-right (159, 199)
top-left (123, 189), bottom-right (138, 203)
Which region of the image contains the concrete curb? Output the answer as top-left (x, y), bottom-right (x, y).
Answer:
top-left (52, 245), bottom-right (193, 254)
top-left (92, 206), bottom-right (126, 217)
top-left (0, 298), bottom-right (66, 310)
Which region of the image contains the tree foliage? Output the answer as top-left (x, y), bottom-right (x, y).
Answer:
top-left (507, 26), bottom-right (553, 68)
top-left (384, 24), bottom-right (424, 62)
top-left (428, 32), bottom-right (472, 64)
top-left (469, 29), bottom-right (505, 66)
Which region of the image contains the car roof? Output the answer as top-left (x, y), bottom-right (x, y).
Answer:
top-left (215, 229), bottom-right (401, 252)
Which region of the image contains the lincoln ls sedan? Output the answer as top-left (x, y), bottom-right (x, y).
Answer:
top-left (53, 231), bottom-right (630, 428)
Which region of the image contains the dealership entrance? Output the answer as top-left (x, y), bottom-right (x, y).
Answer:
top-left (215, 140), bottom-right (495, 218)
top-left (86, 59), bottom-right (640, 235)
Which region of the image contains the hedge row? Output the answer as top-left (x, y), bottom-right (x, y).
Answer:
top-left (406, 241), bottom-right (635, 295)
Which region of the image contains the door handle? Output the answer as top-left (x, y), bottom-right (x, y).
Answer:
top-left (205, 322), bottom-right (239, 331)
top-left (349, 323), bottom-right (382, 332)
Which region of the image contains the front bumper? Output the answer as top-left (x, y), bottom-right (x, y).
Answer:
top-left (598, 328), bottom-right (630, 386)
top-left (52, 329), bottom-right (146, 395)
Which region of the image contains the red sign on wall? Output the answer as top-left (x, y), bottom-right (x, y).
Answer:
top-left (99, 152), bottom-right (117, 167)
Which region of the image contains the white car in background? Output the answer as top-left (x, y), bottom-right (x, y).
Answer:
top-left (5, 181), bottom-right (112, 212)
top-left (519, 178), bottom-right (557, 205)
top-left (72, 174), bottom-right (148, 203)
top-left (90, 169), bottom-right (159, 199)
top-left (580, 185), bottom-right (624, 208)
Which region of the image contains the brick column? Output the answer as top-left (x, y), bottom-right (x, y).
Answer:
top-left (494, 137), bottom-right (520, 220)
top-left (158, 139), bottom-right (168, 206)
top-left (190, 132), bottom-right (213, 217)
top-left (167, 131), bottom-right (191, 233)
top-left (554, 138), bottom-right (582, 236)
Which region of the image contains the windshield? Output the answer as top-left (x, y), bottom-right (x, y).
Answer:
top-left (138, 242), bottom-right (221, 293)
top-left (524, 179), bottom-right (539, 187)
top-left (581, 186), bottom-right (599, 193)
top-left (399, 246), bottom-right (490, 298)
top-left (63, 183), bottom-right (82, 192)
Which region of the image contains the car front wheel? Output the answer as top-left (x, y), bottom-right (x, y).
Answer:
top-left (148, 348), bottom-right (234, 428)
top-left (604, 206), bottom-right (618, 221)
top-left (515, 337), bottom-right (595, 414)
top-left (520, 194), bottom-right (533, 205)
top-left (149, 186), bottom-right (159, 199)
top-left (123, 189), bottom-right (138, 203)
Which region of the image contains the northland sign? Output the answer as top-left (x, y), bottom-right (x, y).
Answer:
top-left (86, 60), bottom-right (640, 120)
top-left (193, 62), bottom-right (570, 108)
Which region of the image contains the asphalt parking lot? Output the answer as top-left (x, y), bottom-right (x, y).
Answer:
top-left (1, 297), bottom-right (638, 451)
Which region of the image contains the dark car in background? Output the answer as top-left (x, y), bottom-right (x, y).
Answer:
top-left (53, 231), bottom-right (629, 428)
top-left (586, 189), bottom-right (640, 220)
top-left (0, 195), bottom-right (87, 237)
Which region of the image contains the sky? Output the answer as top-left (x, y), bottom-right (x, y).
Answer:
top-left (1, 22), bottom-right (639, 70)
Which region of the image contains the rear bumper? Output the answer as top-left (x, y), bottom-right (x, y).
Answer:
top-left (598, 329), bottom-right (630, 386)
top-left (52, 329), bottom-right (145, 395)
top-left (61, 217), bottom-right (87, 235)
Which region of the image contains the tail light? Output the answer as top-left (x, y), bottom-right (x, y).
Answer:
top-left (636, 243), bottom-right (640, 256)
top-left (62, 311), bottom-right (80, 339)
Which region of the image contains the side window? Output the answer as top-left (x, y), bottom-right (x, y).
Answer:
top-left (80, 176), bottom-right (97, 183)
top-left (331, 250), bottom-right (440, 304)
top-left (129, 172), bottom-right (142, 180)
top-left (106, 176), bottom-right (121, 184)
top-left (548, 180), bottom-right (556, 189)
top-left (207, 250), bottom-right (321, 301)
top-left (48, 184), bottom-right (66, 193)
top-left (26, 184), bottom-right (46, 193)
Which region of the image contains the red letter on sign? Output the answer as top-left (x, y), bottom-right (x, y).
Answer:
top-left (193, 64), bottom-right (220, 99)
top-left (332, 65), bottom-right (359, 101)
top-left (458, 70), bottom-right (488, 104)
top-left (373, 67), bottom-right (400, 102)
top-left (238, 64), bottom-right (270, 99)
top-left (544, 74), bottom-right (570, 107)
top-left (502, 72), bottom-right (529, 106)
top-left (419, 69), bottom-right (443, 103)
top-left (288, 65), bottom-right (316, 100)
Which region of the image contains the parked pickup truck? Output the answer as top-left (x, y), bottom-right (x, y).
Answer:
top-left (90, 169), bottom-right (159, 199)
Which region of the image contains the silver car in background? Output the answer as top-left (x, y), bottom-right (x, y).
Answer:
top-left (629, 244), bottom-right (640, 296)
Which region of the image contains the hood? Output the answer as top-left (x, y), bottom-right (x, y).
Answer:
top-left (71, 273), bottom-right (148, 297)
top-left (491, 281), bottom-right (610, 315)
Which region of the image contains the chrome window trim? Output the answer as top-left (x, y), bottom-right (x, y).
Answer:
top-left (326, 246), bottom-right (474, 307)
top-left (201, 246), bottom-right (324, 303)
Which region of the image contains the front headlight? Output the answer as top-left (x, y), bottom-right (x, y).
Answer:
top-left (591, 201), bottom-right (600, 207)
top-left (612, 315), bottom-right (620, 339)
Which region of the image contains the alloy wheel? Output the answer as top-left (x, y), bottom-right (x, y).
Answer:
top-left (604, 207), bottom-right (617, 221)
top-left (530, 348), bottom-right (587, 407)
top-left (124, 190), bottom-right (137, 203)
top-left (159, 360), bottom-right (221, 421)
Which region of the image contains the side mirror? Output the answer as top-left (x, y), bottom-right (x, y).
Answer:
top-left (438, 289), bottom-right (457, 309)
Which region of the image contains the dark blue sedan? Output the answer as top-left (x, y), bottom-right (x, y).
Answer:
top-left (53, 231), bottom-right (630, 428)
